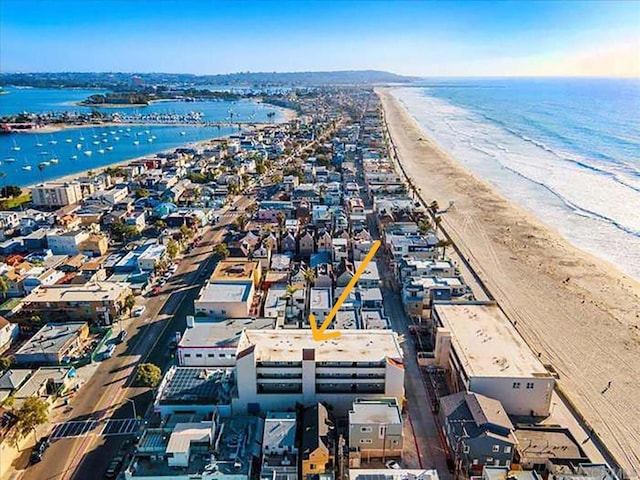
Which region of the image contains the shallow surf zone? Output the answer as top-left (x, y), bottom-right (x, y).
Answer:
top-left (393, 86), bottom-right (640, 280)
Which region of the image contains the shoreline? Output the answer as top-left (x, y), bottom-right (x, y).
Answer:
top-left (377, 88), bottom-right (640, 477)
top-left (24, 121), bottom-right (284, 191)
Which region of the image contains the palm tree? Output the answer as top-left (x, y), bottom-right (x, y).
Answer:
top-left (0, 276), bottom-right (8, 299)
top-left (233, 214), bottom-right (248, 232)
top-left (429, 200), bottom-right (439, 216)
top-left (302, 267), bottom-right (316, 287)
top-left (284, 284), bottom-right (298, 299)
top-left (433, 215), bottom-right (443, 235)
top-left (418, 216), bottom-right (432, 235)
top-left (436, 238), bottom-right (453, 260)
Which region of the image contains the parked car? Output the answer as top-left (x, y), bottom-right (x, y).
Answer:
top-left (30, 437), bottom-right (50, 464)
top-left (132, 306), bottom-right (146, 317)
top-left (105, 456), bottom-right (124, 479)
top-left (385, 460), bottom-right (401, 470)
top-left (104, 344), bottom-right (116, 359)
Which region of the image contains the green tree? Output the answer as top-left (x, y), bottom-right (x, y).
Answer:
top-left (134, 363), bottom-right (162, 388)
top-left (135, 188), bottom-right (151, 199)
top-left (16, 396), bottom-right (49, 440)
top-left (110, 221), bottom-right (139, 242)
top-left (233, 214), bottom-right (248, 232)
top-left (0, 356), bottom-right (12, 372)
top-left (166, 239), bottom-right (179, 259)
top-left (179, 223), bottom-right (194, 239)
top-left (212, 243), bottom-right (230, 259)
top-left (29, 314), bottom-right (42, 324)
top-left (0, 276), bottom-right (8, 299)
top-left (124, 294), bottom-right (136, 315)
top-left (303, 267), bottom-right (316, 287)
top-left (436, 238), bottom-right (454, 260)
top-left (1, 185), bottom-right (22, 198)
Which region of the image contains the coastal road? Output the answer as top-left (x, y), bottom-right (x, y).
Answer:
top-left (18, 195), bottom-right (254, 480)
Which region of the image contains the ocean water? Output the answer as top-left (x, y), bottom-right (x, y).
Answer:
top-left (0, 87), bottom-right (288, 187)
top-left (393, 79), bottom-right (640, 280)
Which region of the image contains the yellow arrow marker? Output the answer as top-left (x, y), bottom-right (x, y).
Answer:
top-left (309, 239), bottom-right (381, 342)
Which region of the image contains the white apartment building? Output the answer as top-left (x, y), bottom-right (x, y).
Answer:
top-left (431, 302), bottom-right (555, 416)
top-left (193, 281), bottom-right (255, 318)
top-left (31, 182), bottom-right (84, 207)
top-left (234, 330), bottom-right (405, 414)
top-left (46, 230), bottom-right (90, 256)
top-left (177, 317), bottom-right (274, 367)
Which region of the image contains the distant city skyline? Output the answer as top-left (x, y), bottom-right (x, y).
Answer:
top-left (1, 0), bottom-right (639, 77)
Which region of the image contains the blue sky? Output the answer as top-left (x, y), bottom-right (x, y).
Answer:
top-left (1, 0), bottom-right (639, 76)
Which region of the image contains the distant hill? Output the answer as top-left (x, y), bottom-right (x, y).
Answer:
top-left (0, 70), bottom-right (413, 89)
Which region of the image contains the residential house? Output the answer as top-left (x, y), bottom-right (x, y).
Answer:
top-left (439, 392), bottom-right (516, 474)
top-left (348, 398), bottom-right (403, 465)
top-left (301, 403), bottom-right (335, 479)
top-left (261, 412), bottom-right (298, 480)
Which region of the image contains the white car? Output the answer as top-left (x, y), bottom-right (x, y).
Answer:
top-left (104, 344), bottom-right (116, 359)
top-left (385, 460), bottom-right (401, 470)
top-left (133, 306), bottom-right (146, 317)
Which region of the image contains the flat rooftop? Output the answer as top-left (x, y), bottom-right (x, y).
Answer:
top-left (24, 282), bottom-right (127, 303)
top-left (514, 427), bottom-right (588, 462)
top-left (197, 281), bottom-right (252, 304)
top-left (238, 330), bottom-right (403, 363)
top-left (264, 412), bottom-right (297, 449)
top-left (434, 303), bottom-right (550, 378)
top-left (16, 322), bottom-right (87, 356)
top-left (179, 318), bottom-right (274, 349)
top-left (349, 400), bottom-right (402, 425)
top-left (349, 469), bottom-right (439, 480)
top-left (355, 261), bottom-right (380, 282)
top-left (127, 416), bottom-right (263, 478)
top-left (309, 287), bottom-right (332, 310)
top-left (211, 260), bottom-right (259, 282)
top-left (361, 310), bottom-right (389, 330)
top-left (156, 366), bottom-right (236, 406)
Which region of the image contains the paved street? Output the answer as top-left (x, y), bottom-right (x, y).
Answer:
top-left (11, 195), bottom-right (255, 480)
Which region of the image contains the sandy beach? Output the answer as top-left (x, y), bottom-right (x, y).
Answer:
top-left (377, 88), bottom-right (640, 477)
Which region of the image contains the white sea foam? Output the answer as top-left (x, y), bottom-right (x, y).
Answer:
top-left (393, 87), bottom-right (640, 280)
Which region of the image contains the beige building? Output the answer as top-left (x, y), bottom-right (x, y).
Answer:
top-left (22, 282), bottom-right (131, 325)
top-left (430, 302), bottom-right (555, 417)
top-left (234, 329), bottom-right (405, 414)
top-left (348, 398), bottom-right (403, 464)
top-left (211, 259), bottom-right (262, 288)
top-left (31, 182), bottom-right (84, 207)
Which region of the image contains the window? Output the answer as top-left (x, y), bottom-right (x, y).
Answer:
top-left (220, 353), bottom-right (226, 358)
top-left (196, 354), bottom-right (203, 358)
top-left (512, 382), bottom-right (521, 389)
top-left (463, 445), bottom-right (470, 454)
top-left (360, 439), bottom-right (372, 444)
top-left (504, 446), bottom-right (512, 453)
top-left (526, 382), bottom-right (535, 389)
top-left (360, 427), bottom-right (372, 433)
top-left (486, 457), bottom-right (493, 463)
top-left (492, 445), bottom-right (500, 453)
top-left (184, 354), bottom-right (191, 358)
top-left (208, 354), bottom-right (215, 358)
